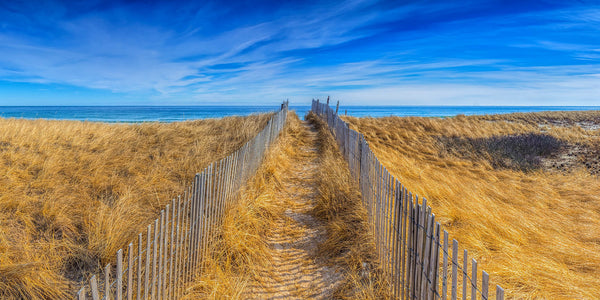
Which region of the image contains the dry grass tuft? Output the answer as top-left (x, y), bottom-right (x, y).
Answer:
top-left (343, 111), bottom-right (600, 299)
top-left (0, 114), bottom-right (271, 299)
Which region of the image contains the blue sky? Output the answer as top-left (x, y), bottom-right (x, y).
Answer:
top-left (0, 0), bottom-right (599, 105)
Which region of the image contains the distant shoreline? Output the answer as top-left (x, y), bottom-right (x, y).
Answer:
top-left (0, 105), bottom-right (599, 122)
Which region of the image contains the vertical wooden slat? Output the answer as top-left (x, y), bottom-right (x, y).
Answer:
top-left (200, 168), bottom-right (210, 276)
top-left (162, 205), bottom-right (170, 299)
top-left (496, 286), bottom-right (504, 300)
top-left (180, 188), bottom-right (191, 296)
top-left (151, 218), bottom-right (159, 299)
top-left (105, 263), bottom-right (111, 300)
top-left (428, 222), bottom-right (441, 300)
top-left (191, 173), bottom-right (200, 275)
top-left (195, 173), bottom-right (207, 272)
top-left (415, 201), bottom-right (423, 299)
top-left (174, 196), bottom-right (184, 299)
top-left (145, 225), bottom-right (151, 300)
top-left (401, 188), bottom-right (409, 300)
top-left (168, 199), bottom-right (176, 300)
top-left (201, 165), bottom-right (213, 276)
top-left (374, 164), bottom-right (380, 265)
top-left (382, 169), bottom-right (388, 273)
top-left (420, 213), bottom-right (434, 298)
top-left (116, 249), bottom-right (123, 300)
top-left (452, 240), bottom-right (458, 300)
top-left (127, 243), bottom-right (133, 300)
top-left (463, 250), bottom-right (468, 300)
top-left (137, 234), bottom-right (142, 300)
top-left (178, 191), bottom-right (187, 296)
top-left (157, 210), bottom-right (164, 299)
top-left (482, 271), bottom-right (489, 300)
top-left (77, 287), bottom-right (86, 300)
top-left (391, 180), bottom-right (401, 298)
top-left (185, 178), bottom-right (195, 285)
top-left (406, 196), bottom-right (414, 300)
top-left (443, 231), bottom-right (449, 300)
top-left (410, 198), bottom-right (418, 300)
top-left (435, 223), bottom-right (442, 299)
top-left (195, 174), bottom-right (204, 279)
top-left (385, 172), bottom-right (393, 276)
top-left (188, 174), bottom-right (199, 278)
top-left (91, 275), bottom-right (100, 300)
top-left (471, 259), bottom-right (478, 300)
top-left (171, 196), bottom-right (180, 299)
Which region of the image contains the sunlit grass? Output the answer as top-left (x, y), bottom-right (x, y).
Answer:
top-left (343, 111), bottom-right (600, 299)
top-left (0, 114), bottom-right (271, 299)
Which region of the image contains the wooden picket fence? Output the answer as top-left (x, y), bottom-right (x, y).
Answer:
top-left (76, 101), bottom-right (289, 300)
top-left (312, 99), bottom-right (505, 300)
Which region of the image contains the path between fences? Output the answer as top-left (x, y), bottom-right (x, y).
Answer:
top-left (246, 121), bottom-right (342, 299)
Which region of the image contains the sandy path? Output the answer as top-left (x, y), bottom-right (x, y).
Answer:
top-left (245, 121), bottom-right (342, 299)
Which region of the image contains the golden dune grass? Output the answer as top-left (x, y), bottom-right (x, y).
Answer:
top-left (185, 112), bottom-right (387, 299)
top-left (343, 111), bottom-right (600, 299)
top-left (0, 114), bottom-right (271, 299)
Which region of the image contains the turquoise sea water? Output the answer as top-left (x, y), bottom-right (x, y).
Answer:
top-left (0, 105), bottom-right (598, 122)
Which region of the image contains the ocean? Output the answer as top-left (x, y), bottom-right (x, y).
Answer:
top-left (0, 105), bottom-right (598, 122)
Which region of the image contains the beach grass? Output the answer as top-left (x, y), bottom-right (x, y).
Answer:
top-left (342, 110), bottom-right (600, 299)
top-left (0, 114), bottom-right (271, 299)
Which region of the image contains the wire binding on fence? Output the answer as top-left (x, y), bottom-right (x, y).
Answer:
top-left (76, 101), bottom-right (289, 299)
top-left (311, 99), bottom-right (505, 300)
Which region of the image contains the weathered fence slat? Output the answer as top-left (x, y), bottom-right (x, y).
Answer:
top-left (145, 225), bottom-right (151, 299)
top-left (137, 234), bottom-right (142, 300)
top-left (152, 218), bottom-right (159, 298)
top-left (116, 249), bottom-right (123, 300)
top-left (496, 286), bottom-right (504, 300)
top-left (168, 199), bottom-right (176, 300)
top-left (463, 249), bottom-right (468, 300)
top-left (77, 288), bottom-right (85, 300)
top-left (91, 275), bottom-right (100, 300)
top-left (158, 210), bottom-right (165, 300)
top-left (127, 243), bottom-right (133, 300)
top-left (472, 258), bottom-right (478, 300)
top-left (452, 240), bottom-right (459, 300)
top-left (104, 263), bottom-right (111, 300)
top-left (482, 271), bottom-right (489, 300)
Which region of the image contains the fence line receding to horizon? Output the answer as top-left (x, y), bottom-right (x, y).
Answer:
top-left (76, 101), bottom-right (289, 300)
top-left (312, 99), bottom-right (505, 300)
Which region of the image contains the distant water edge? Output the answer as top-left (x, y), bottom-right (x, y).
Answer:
top-left (0, 105), bottom-right (598, 122)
